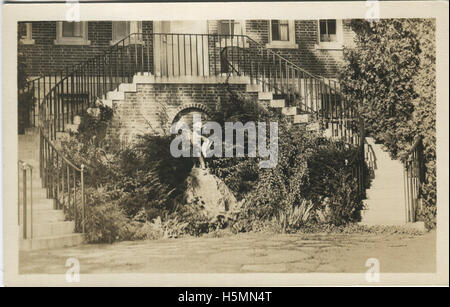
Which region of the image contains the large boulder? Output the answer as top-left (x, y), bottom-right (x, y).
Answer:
top-left (184, 167), bottom-right (240, 220)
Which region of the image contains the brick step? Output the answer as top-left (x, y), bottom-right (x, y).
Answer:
top-left (20, 233), bottom-right (84, 251)
top-left (19, 221), bottom-right (75, 238)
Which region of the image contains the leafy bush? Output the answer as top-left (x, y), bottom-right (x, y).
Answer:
top-left (208, 86), bottom-right (366, 231)
top-left (57, 82), bottom-right (368, 241)
top-left (77, 104), bottom-right (114, 146)
top-left (63, 187), bottom-right (131, 243)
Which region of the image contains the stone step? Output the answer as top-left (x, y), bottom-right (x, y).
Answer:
top-left (18, 176), bottom-right (43, 189)
top-left (246, 84), bottom-right (263, 93)
top-left (20, 221), bottom-right (75, 238)
top-left (24, 127), bottom-right (39, 135)
top-left (33, 209), bottom-right (65, 223)
top-left (281, 107), bottom-right (298, 116)
top-left (18, 199), bottom-right (55, 213)
top-left (359, 219), bottom-right (406, 226)
top-left (361, 213), bottom-right (406, 223)
top-left (118, 83), bottom-right (137, 93)
top-left (20, 233), bottom-right (84, 251)
top-left (258, 91), bottom-right (273, 100)
top-left (18, 141), bottom-right (38, 148)
top-left (365, 187), bottom-right (405, 200)
top-left (269, 99), bottom-right (285, 108)
top-left (293, 114), bottom-right (311, 124)
top-left (361, 139), bottom-right (407, 225)
top-left (107, 90), bottom-right (125, 100)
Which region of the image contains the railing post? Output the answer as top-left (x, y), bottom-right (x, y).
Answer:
top-left (73, 168), bottom-right (77, 232)
top-left (18, 162), bottom-right (20, 225)
top-left (81, 164), bottom-right (85, 233)
top-left (30, 167), bottom-right (33, 239)
top-left (22, 165), bottom-right (27, 239)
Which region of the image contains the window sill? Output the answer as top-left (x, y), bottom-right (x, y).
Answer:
top-left (265, 42), bottom-right (298, 49)
top-left (54, 39), bottom-right (91, 46)
top-left (20, 39), bottom-right (35, 45)
top-left (315, 43), bottom-right (343, 50)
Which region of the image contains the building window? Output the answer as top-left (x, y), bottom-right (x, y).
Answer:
top-left (20, 23), bottom-right (34, 45)
top-left (316, 19), bottom-right (343, 50)
top-left (62, 21), bottom-right (82, 37)
top-left (266, 20), bottom-right (297, 49)
top-left (216, 20), bottom-right (248, 47)
top-left (55, 21), bottom-right (90, 45)
top-left (271, 20), bottom-right (289, 41)
top-left (111, 21), bottom-right (142, 45)
top-left (219, 20), bottom-right (244, 36)
top-left (319, 20), bottom-right (337, 42)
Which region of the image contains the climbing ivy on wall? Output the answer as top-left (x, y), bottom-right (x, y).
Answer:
top-left (340, 19), bottom-right (436, 226)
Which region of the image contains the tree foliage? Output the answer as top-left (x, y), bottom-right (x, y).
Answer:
top-left (340, 19), bottom-right (436, 226)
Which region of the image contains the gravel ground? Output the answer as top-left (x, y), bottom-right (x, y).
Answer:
top-left (19, 230), bottom-right (436, 274)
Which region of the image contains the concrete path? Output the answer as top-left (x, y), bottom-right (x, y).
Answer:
top-left (361, 137), bottom-right (408, 225)
top-left (20, 230), bottom-right (436, 274)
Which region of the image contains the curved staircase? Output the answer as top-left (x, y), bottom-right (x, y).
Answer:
top-left (18, 128), bottom-right (84, 250)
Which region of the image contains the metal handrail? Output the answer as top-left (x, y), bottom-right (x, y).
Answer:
top-left (40, 130), bottom-right (83, 172)
top-left (18, 160), bottom-right (33, 239)
top-left (402, 135), bottom-right (424, 222)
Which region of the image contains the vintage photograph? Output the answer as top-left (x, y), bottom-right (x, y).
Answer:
top-left (3, 1), bottom-right (448, 287)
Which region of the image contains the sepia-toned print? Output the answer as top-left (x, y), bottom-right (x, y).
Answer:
top-left (3, 1), bottom-right (448, 287)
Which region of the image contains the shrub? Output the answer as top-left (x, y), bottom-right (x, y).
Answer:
top-left (64, 187), bottom-right (131, 243)
top-left (208, 87), bottom-right (367, 231)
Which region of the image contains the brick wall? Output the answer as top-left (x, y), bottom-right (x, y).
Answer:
top-left (19, 20), bottom-right (352, 79)
top-left (208, 19), bottom-right (354, 78)
top-left (18, 21), bottom-right (153, 76)
top-left (107, 83), bottom-right (249, 142)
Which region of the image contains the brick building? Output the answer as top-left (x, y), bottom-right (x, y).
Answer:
top-left (20, 20), bottom-right (412, 251)
top-left (18, 19), bottom-right (357, 140)
top-left (19, 20), bottom-right (354, 78)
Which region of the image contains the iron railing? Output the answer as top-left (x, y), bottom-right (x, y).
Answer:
top-left (403, 136), bottom-right (425, 222)
top-left (18, 160), bottom-right (33, 239)
top-left (39, 129), bottom-right (86, 233)
top-left (24, 33), bottom-right (360, 143)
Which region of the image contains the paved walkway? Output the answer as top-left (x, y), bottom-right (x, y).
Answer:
top-left (20, 230), bottom-right (436, 274)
